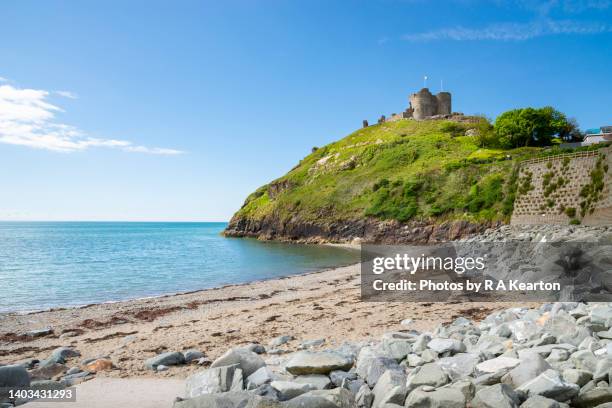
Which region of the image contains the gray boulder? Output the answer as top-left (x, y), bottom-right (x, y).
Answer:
top-left (329, 370), bottom-right (356, 387)
top-left (185, 364), bottom-right (243, 397)
top-left (371, 369), bottom-right (407, 408)
top-left (365, 357), bottom-right (401, 387)
top-left (571, 350), bottom-right (598, 373)
top-left (0, 365), bottom-right (30, 388)
top-left (474, 370), bottom-right (508, 386)
top-left (246, 344), bottom-right (267, 354)
top-left (502, 353), bottom-right (552, 388)
top-left (590, 305), bottom-right (612, 327)
top-left (546, 349), bottom-right (570, 364)
top-left (471, 383), bottom-right (521, 408)
top-left (563, 369), bottom-right (593, 387)
top-left (253, 384), bottom-right (280, 399)
top-left (475, 335), bottom-right (507, 357)
top-left (294, 374), bottom-right (332, 390)
top-left (436, 353), bottom-right (480, 380)
top-left (173, 391), bottom-right (281, 408)
top-left (406, 363), bottom-right (449, 392)
top-left (405, 386), bottom-right (466, 408)
top-left (379, 339), bottom-right (412, 361)
top-left (573, 387), bottom-right (612, 408)
top-left (356, 347), bottom-right (378, 379)
top-left (406, 354), bottom-right (425, 367)
top-left (49, 347), bottom-right (81, 364)
top-left (300, 339), bottom-right (326, 350)
top-left (339, 378), bottom-right (364, 397)
top-left (145, 351), bottom-right (185, 370)
top-left (184, 350), bottom-right (205, 363)
top-left (448, 378), bottom-right (475, 401)
top-left (593, 358), bottom-right (612, 382)
top-left (246, 366), bottom-right (275, 389)
top-left (517, 369), bottom-right (579, 402)
top-left (476, 356), bottom-right (521, 375)
top-left (356, 384), bottom-right (374, 408)
top-left (66, 367), bottom-right (81, 375)
top-left (413, 334), bottom-right (432, 354)
top-left (427, 338), bottom-right (466, 354)
top-left (520, 395), bottom-right (561, 408)
top-left (286, 351), bottom-right (353, 376)
top-left (509, 320), bottom-right (541, 343)
top-left (525, 345), bottom-right (576, 359)
top-left (284, 388), bottom-right (355, 408)
top-left (211, 347), bottom-right (265, 377)
top-left (420, 350), bottom-right (438, 364)
top-left (269, 335), bottom-right (294, 347)
top-left (271, 380), bottom-right (317, 401)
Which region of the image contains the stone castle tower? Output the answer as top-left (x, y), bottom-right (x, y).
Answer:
top-left (409, 88), bottom-right (452, 120)
top-left (362, 87), bottom-right (454, 128)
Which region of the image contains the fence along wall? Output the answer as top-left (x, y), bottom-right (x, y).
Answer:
top-left (510, 146), bottom-right (612, 226)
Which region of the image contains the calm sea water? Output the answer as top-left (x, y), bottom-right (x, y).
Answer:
top-left (0, 222), bottom-right (359, 313)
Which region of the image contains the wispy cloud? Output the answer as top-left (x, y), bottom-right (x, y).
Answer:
top-left (0, 83), bottom-right (182, 155)
top-left (0, 76), bottom-right (8, 82)
top-left (403, 19), bottom-right (612, 41)
top-left (55, 90), bottom-right (78, 99)
top-left (378, 36), bottom-right (390, 45)
top-left (516, 0), bottom-right (612, 14)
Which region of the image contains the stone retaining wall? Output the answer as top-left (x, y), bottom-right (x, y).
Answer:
top-left (511, 146), bottom-right (611, 226)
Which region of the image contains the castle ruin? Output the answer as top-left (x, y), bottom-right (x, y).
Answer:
top-left (409, 88), bottom-right (452, 120)
top-left (363, 87), bottom-right (453, 127)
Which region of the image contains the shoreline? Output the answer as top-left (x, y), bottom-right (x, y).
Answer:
top-left (0, 262), bottom-right (536, 380)
top-left (1, 248), bottom-right (361, 317)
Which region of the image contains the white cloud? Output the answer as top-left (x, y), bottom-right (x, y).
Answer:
top-left (0, 83), bottom-right (182, 155)
top-left (0, 76), bottom-right (7, 82)
top-left (56, 90), bottom-right (78, 99)
top-left (402, 19), bottom-right (612, 41)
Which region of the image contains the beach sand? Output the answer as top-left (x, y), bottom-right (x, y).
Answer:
top-left (1, 263), bottom-right (537, 379)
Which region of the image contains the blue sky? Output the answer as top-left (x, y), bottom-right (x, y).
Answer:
top-left (1, 0), bottom-right (611, 221)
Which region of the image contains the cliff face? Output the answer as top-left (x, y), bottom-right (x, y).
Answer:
top-left (225, 119), bottom-right (548, 244)
top-left (225, 215), bottom-right (500, 244)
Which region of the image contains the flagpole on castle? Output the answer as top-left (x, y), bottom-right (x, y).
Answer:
top-left (423, 75), bottom-right (428, 88)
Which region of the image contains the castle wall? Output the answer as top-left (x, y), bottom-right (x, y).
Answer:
top-left (436, 92), bottom-right (452, 115)
top-left (510, 146), bottom-right (612, 226)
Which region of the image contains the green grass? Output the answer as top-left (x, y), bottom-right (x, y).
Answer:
top-left (232, 119), bottom-right (547, 225)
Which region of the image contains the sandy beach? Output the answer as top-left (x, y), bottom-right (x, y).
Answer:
top-left (0, 263), bottom-right (537, 380)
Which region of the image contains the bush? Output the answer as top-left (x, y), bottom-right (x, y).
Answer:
top-left (564, 207), bottom-right (576, 218)
top-left (440, 122), bottom-right (466, 137)
top-left (365, 179), bottom-right (420, 222)
top-left (466, 174), bottom-right (504, 213)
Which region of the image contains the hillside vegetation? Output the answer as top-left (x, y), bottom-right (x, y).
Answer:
top-left (226, 119), bottom-right (552, 241)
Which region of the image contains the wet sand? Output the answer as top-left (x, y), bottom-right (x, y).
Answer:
top-left (0, 263), bottom-right (536, 379)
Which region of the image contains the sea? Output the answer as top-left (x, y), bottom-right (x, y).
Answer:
top-left (0, 222), bottom-right (360, 313)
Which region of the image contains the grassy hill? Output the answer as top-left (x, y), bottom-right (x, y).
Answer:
top-left (225, 118), bottom-right (546, 242)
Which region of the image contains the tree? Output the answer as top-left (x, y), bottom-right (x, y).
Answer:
top-left (472, 116), bottom-right (496, 148)
top-left (493, 107), bottom-right (575, 148)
